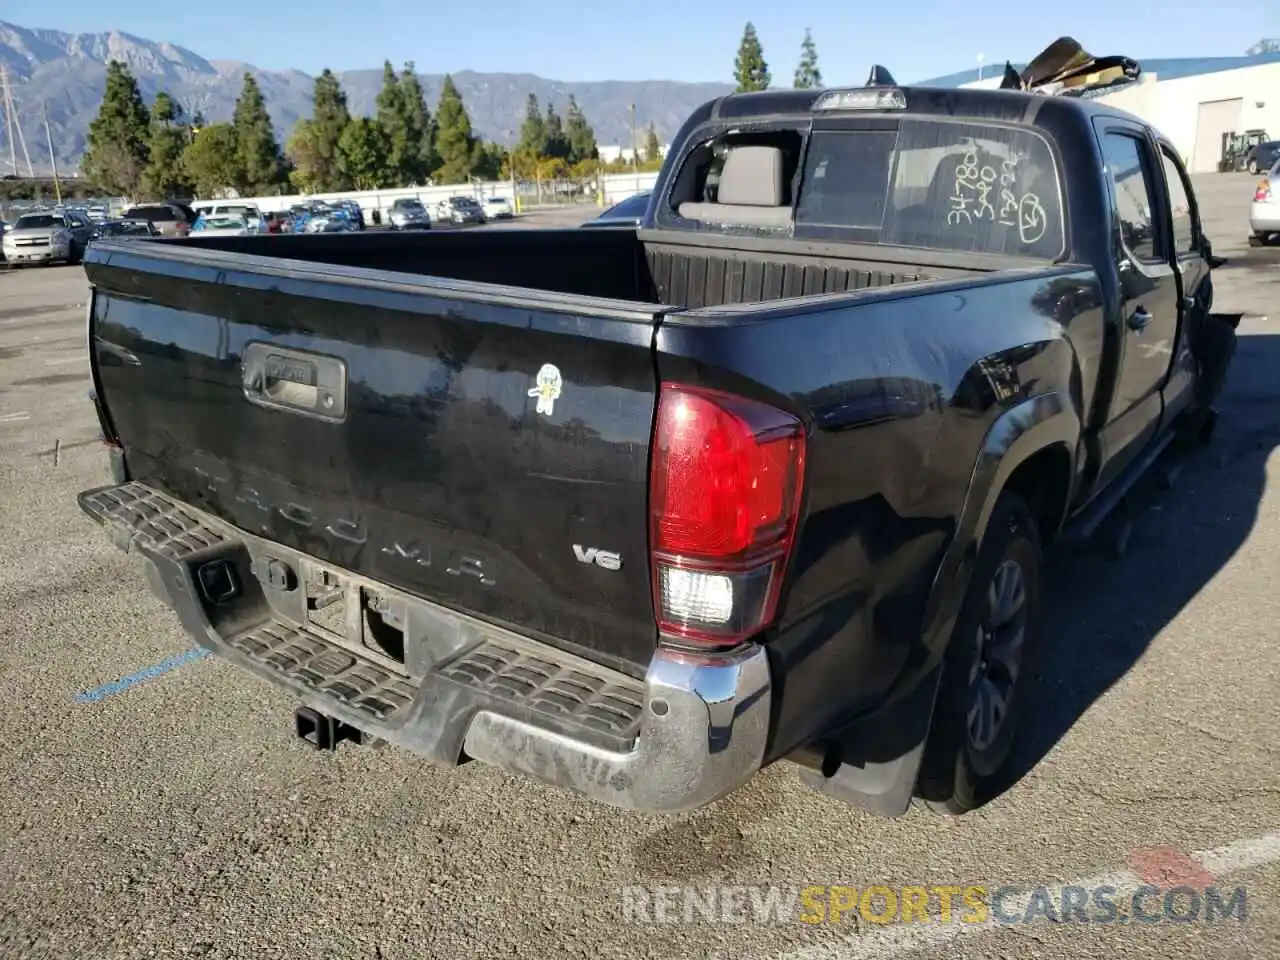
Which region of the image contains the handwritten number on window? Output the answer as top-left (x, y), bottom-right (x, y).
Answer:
top-left (948, 148), bottom-right (997, 225)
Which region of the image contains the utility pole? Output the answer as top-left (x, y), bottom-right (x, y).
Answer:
top-left (0, 65), bottom-right (35, 178)
top-left (1, 64), bottom-right (18, 177)
top-left (42, 102), bottom-right (62, 204)
top-left (506, 128), bottom-right (519, 214)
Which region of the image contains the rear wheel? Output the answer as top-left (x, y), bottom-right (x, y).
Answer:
top-left (1248, 159), bottom-right (1259, 174)
top-left (916, 492), bottom-right (1043, 815)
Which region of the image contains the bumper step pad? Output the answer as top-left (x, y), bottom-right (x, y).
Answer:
top-left (78, 481), bottom-right (645, 752)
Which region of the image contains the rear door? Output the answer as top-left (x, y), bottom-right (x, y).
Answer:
top-left (87, 247), bottom-right (666, 672)
top-left (1095, 124), bottom-right (1180, 458)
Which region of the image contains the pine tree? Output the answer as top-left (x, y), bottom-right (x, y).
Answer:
top-left (375, 61), bottom-right (410, 184)
top-left (81, 60), bottom-right (151, 198)
top-left (399, 63), bottom-right (436, 181)
top-left (644, 124), bottom-right (661, 163)
top-left (564, 95), bottom-right (598, 164)
top-left (434, 75), bottom-right (477, 184)
top-left (338, 117), bottom-right (394, 189)
top-left (143, 91), bottom-right (192, 198)
top-left (232, 73), bottom-right (282, 194)
top-left (310, 69), bottom-right (352, 191)
top-left (518, 94), bottom-right (545, 157)
top-left (794, 29), bottom-right (822, 89)
top-left (734, 22), bottom-right (771, 93)
top-left (182, 123), bottom-right (239, 197)
top-left (542, 102), bottom-right (570, 160)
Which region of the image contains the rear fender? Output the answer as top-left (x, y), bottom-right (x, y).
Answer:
top-left (921, 389), bottom-right (1081, 666)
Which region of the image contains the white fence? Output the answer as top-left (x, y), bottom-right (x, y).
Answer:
top-left (226, 171), bottom-right (661, 218)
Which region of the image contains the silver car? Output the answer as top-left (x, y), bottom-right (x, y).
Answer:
top-left (435, 196), bottom-right (485, 225)
top-left (1, 210), bottom-right (95, 265)
top-left (1249, 161), bottom-right (1280, 245)
top-left (387, 198), bottom-right (432, 230)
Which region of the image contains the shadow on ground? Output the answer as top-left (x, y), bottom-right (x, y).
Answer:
top-left (1002, 328), bottom-right (1280, 792)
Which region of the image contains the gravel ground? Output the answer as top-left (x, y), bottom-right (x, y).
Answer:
top-left (0, 176), bottom-right (1276, 960)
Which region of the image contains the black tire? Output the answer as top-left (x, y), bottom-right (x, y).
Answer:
top-left (915, 492), bottom-right (1043, 815)
top-left (1248, 160), bottom-right (1259, 175)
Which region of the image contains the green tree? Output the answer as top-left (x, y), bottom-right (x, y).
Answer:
top-left (232, 72), bottom-right (282, 194)
top-left (644, 123), bottom-right (661, 163)
top-left (142, 91), bottom-right (193, 198)
top-left (338, 117), bottom-right (394, 189)
top-left (284, 120), bottom-right (325, 192)
top-left (182, 123), bottom-right (240, 197)
top-left (399, 63), bottom-right (436, 180)
top-left (309, 68), bottom-right (352, 191)
top-left (734, 22), bottom-right (771, 93)
top-left (564, 95), bottom-right (598, 164)
top-left (191, 110), bottom-right (207, 129)
top-left (434, 74), bottom-right (478, 184)
top-left (81, 60), bottom-right (151, 198)
top-left (472, 141), bottom-right (506, 181)
top-left (794, 29), bottom-right (822, 89)
top-left (542, 102), bottom-right (571, 160)
top-left (518, 93), bottom-right (545, 157)
top-left (375, 61), bottom-right (410, 184)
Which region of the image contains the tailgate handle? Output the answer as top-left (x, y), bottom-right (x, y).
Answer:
top-left (241, 342), bottom-right (348, 422)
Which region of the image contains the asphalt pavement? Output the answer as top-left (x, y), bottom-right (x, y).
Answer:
top-left (0, 179), bottom-right (1276, 960)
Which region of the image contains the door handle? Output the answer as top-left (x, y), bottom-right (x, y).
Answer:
top-left (1127, 307), bottom-right (1152, 332)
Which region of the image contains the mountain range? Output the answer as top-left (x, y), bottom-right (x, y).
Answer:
top-left (0, 21), bottom-right (735, 174)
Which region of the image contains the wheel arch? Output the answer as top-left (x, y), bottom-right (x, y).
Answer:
top-left (921, 391), bottom-right (1081, 665)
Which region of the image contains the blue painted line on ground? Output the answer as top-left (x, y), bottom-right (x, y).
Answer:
top-left (74, 647), bottom-right (212, 704)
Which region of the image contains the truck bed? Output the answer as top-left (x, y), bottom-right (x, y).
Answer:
top-left (166, 226), bottom-right (956, 309)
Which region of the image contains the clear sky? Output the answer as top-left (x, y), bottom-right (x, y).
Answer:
top-left (6, 0), bottom-right (1278, 86)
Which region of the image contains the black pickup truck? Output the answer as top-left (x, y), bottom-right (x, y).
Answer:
top-left (78, 69), bottom-right (1238, 818)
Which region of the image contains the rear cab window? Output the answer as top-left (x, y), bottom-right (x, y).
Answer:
top-left (127, 206), bottom-right (177, 222)
top-left (659, 116), bottom-right (1066, 260)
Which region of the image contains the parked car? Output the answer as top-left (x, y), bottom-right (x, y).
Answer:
top-left (300, 204), bottom-right (360, 233)
top-left (387, 197), bottom-right (432, 230)
top-left (332, 200), bottom-right (366, 230)
top-left (435, 196), bottom-right (485, 224)
top-left (1249, 160), bottom-right (1280, 245)
top-left (1245, 140), bottom-right (1280, 176)
top-left (191, 214), bottom-right (259, 237)
top-left (121, 202), bottom-right (194, 238)
top-left (90, 218), bottom-right (160, 241)
top-left (580, 191), bottom-right (651, 228)
top-left (78, 52), bottom-right (1239, 819)
top-left (2, 209), bottom-right (95, 265)
top-left (484, 196), bottom-right (515, 219)
top-left (193, 203), bottom-right (267, 233)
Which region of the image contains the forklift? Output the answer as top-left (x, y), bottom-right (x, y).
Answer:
top-left (1219, 129), bottom-right (1270, 172)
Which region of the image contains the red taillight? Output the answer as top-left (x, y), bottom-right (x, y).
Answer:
top-left (1256, 180), bottom-right (1272, 202)
top-left (649, 384), bottom-right (806, 647)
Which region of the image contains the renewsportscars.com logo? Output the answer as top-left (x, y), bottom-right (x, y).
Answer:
top-left (620, 883), bottom-right (1248, 926)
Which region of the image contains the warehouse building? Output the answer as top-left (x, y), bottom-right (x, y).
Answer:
top-left (920, 51), bottom-right (1280, 172)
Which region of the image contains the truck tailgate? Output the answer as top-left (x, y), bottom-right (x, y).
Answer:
top-left (85, 243), bottom-right (666, 674)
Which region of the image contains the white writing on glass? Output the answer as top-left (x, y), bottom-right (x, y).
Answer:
top-left (942, 146), bottom-right (1050, 245)
top-left (947, 146), bottom-right (996, 225)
